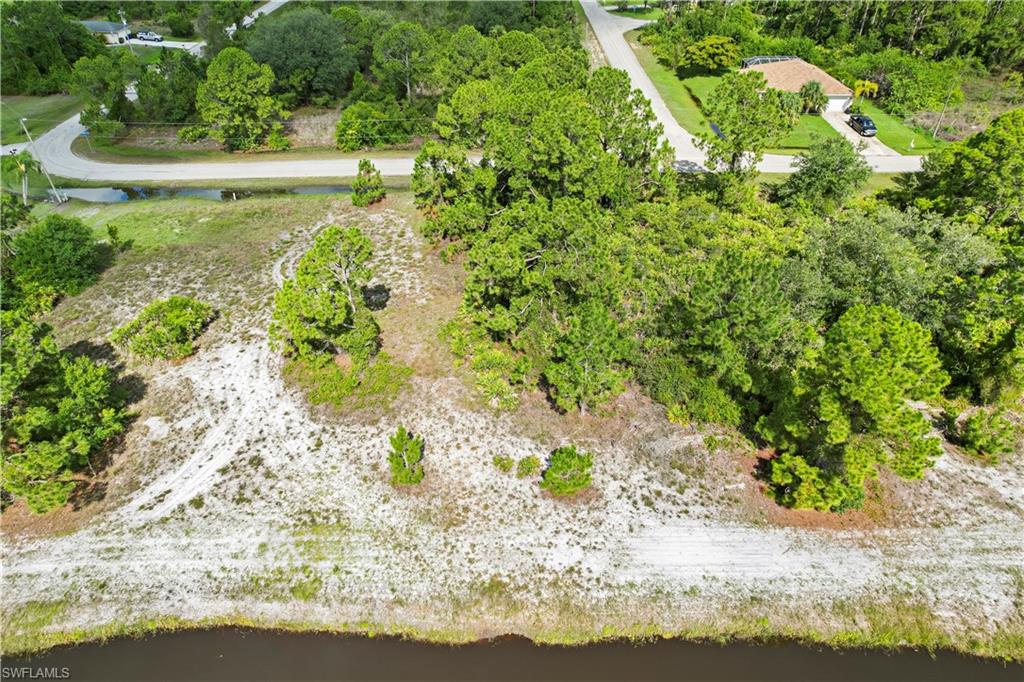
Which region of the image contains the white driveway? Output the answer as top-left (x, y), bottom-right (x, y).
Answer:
top-left (822, 112), bottom-right (901, 156)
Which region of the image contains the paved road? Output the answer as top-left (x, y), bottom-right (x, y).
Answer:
top-left (578, 0), bottom-right (923, 173)
top-left (8, 0), bottom-right (922, 182)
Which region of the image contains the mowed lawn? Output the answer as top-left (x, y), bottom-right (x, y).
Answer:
top-left (1, 95), bottom-right (83, 145)
top-left (628, 31), bottom-right (944, 155)
top-left (627, 32), bottom-right (840, 152)
top-left (859, 101), bottom-right (946, 155)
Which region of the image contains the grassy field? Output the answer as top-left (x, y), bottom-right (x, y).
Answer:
top-left (860, 101), bottom-right (946, 155)
top-left (1, 95), bottom-right (83, 145)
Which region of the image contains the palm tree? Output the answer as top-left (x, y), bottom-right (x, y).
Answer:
top-left (852, 79), bottom-right (879, 111)
top-left (2, 150), bottom-right (41, 206)
top-left (798, 80), bottom-right (828, 114)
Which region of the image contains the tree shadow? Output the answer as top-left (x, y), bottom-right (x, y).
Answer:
top-left (362, 283), bottom-right (391, 311)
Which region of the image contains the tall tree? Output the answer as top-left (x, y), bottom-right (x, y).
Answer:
top-left (372, 21), bottom-right (436, 104)
top-left (196, 47), bottom-right (288, 151)
top-left (697, 71), bottom-right (800, 176)
top-left (270, 226), bottom-right (380, 366)
top-left (246, 8), bottom-right (358, 106)
top-left (759, 304), bottom-right (950, 511)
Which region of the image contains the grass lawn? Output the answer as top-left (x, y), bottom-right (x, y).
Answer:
top-left (1, 95), bottom-right (83, 145)
top-left (109, 45), bottom-right (165, 66)
top-left (859, 101), bottom-right (946, 155)
top-left (756, 172), bottom-right (900, 198)
top-left (628, 32), bottom-right (841, 152)
top-left (629, 32), bottom-right (709, 133)
top-left (610, 6), bottom-right (664, 20)
top-left (769, 114), bottom-right (843, 154)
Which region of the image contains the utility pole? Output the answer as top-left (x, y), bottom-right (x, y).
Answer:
top-left (19, 118), bottom-right (66, 204)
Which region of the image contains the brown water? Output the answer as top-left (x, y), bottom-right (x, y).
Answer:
top-left (4, 629), bottom-right (1021, 681)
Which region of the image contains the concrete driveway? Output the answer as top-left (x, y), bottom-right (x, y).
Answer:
top-left (822, 112), bottom-right (901, 156)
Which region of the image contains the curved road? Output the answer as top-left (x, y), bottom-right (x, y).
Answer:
top-left (11, 0), bottom-right (922, 182)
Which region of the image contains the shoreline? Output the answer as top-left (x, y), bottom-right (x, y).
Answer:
top-left (5, 603), bottom-right (1023, 662)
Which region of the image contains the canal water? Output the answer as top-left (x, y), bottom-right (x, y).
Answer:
top-left (5, 628), bottom-right (1021, 681)
top-left (48, 185), bottom-right (351, 203)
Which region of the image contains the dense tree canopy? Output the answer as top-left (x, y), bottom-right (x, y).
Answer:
top-left (1, 1), bottom-right (100, 95)
top-left (246, 8), bottom-right (359, 107)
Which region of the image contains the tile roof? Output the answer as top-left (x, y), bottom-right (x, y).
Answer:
top-left (740, 58), bottom-right (852, 96)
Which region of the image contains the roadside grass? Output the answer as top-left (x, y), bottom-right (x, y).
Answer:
top-left (629, 34), bottom-right (708, 133)
top-left (1, 95), bottom-right (83, 145)
top-left (859, 101), bottom-right (946, 155)
top-left (71, 135), bottom-right (419, 163)
top-left (610, 7), bottom-right (664, 20)
top-left (756, 172), bottom-right (900, 198)
top-left (109, 45), bottom-right (165, 65)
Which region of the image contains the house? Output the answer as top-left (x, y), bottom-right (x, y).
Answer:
top-left (739, 56), bottom-right (852, 113)
top-left (80, 20), bottom-right (130, 44)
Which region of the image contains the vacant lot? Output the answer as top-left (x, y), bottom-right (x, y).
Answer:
top-left (1, 194), bottom-right (1022, 660)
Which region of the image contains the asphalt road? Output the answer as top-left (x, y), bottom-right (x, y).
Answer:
top-left (7, 0), bottom-right (923, 182)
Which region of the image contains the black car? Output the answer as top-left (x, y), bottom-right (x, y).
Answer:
top-left (848, 114), bottom-right (877, 137)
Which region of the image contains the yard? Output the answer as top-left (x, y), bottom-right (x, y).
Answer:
top-left (627, 32), bottom-right (841, 152)
top-left (602, 0), bottom-right (665, 21)
top-left (627, 30), bottom-right (947, 156)
top-left (109, 45), bottom-right (167, 66)
top-left (1, 95), bottom-right (83, 145)
top-left (859, 100), bottom-right (945, 155)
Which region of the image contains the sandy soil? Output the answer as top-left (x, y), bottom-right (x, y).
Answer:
top-left (1, 198), bottom-right (1022, 655)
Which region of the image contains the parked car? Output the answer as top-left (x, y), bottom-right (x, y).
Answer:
top-left (848, 114), bottom-right (877, 137)
top-left (135, 30), bottom-right (164, 42)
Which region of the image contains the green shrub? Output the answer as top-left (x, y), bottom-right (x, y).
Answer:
top-left (443, 315), bottom-right (530, 410)
top-left (516, 455), bottom-right (540, 479)
top-left (492, 454), bottom-right (514, 472)
top-left (10, 214), bottom-right (99, 299)
top-left (960, 410), bottom-right (1018, 463)
top-left (111, 296), bottom-right (214, 360)
top-left (335, 100), bottom-right (410, 151)
top-left (266, 124), bottom-right (290, 151)
top-left (351, 159), bottom-right (386, 207)
top-left (540, 445), bottom-right (593, 496)
top-left (177, 124), bottom-right (209, 142)
top-left (388, 425), bottom-right (425, 485)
